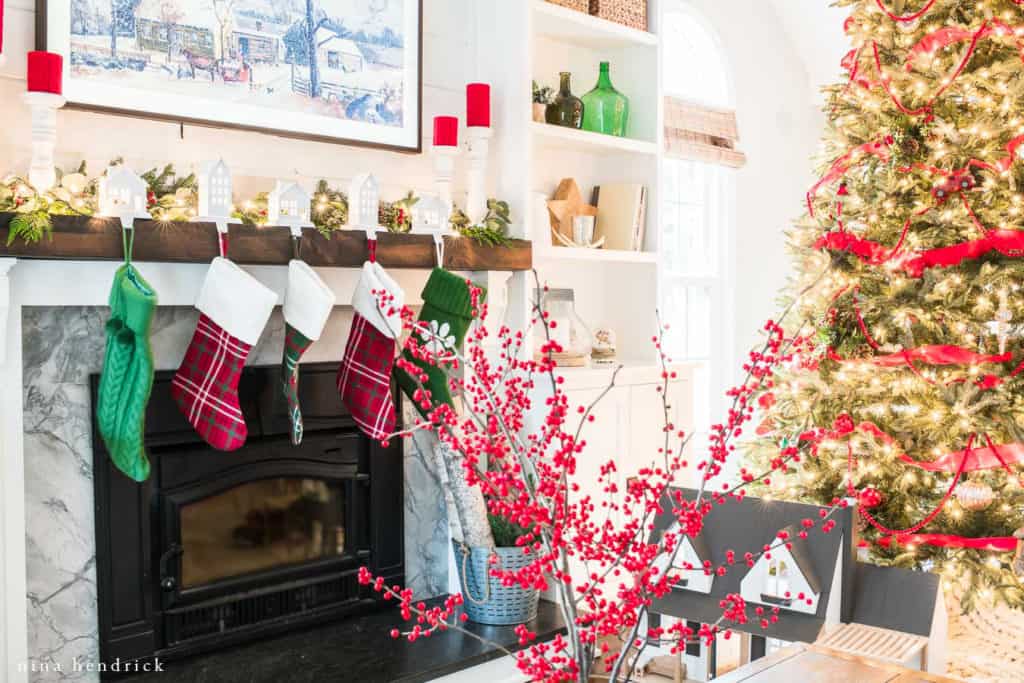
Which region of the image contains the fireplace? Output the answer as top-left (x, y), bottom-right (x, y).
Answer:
top-left (90, 362), bottom-right (403, 671)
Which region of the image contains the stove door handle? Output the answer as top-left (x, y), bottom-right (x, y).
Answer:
top-left (159, 543), bottom-right (184, 592)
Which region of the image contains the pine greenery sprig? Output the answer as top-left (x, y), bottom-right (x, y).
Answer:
top-left (7, 210), bottom-right (53, 246)
top-left (450, 199), bottom-right (512, 246)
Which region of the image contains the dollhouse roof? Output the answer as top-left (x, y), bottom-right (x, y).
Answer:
top-left (684, 530), bottom-right (712, 568)
top-left (649, 490), bottom-right (850, 644)
top-left (849, 563), bottom-right (939, 638)
top-left (773, 524), bottom-right (823, 595)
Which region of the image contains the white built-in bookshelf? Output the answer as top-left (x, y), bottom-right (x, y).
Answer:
top-left (476, 0), bottom-right (664, 368)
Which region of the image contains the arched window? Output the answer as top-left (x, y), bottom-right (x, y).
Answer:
top-left (662, 9), bottom-right (732, 108)
top-left (660, 4), bottom-right (739, 478)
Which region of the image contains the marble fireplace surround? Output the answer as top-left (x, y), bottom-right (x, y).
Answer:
top-left (0, 258), bottom-right (500, 682)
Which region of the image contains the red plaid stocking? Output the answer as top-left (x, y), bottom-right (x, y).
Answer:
top-left (338, 261), bottom-right (404, 442)
top-left (172, 257), bottom-right (277, 451)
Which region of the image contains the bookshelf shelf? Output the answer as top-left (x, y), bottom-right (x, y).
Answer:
top-left (535, 246), bottom-right (658, 264)
top-left (531, 122), bottom-right (659, 157)
top-left (532, 1), bottom-right (659, 51)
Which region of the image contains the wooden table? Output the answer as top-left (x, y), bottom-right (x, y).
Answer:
top-left (714, 644), bottom-right (961, 683)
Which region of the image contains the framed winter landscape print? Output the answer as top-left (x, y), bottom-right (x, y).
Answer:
top-left (37, 0), bottom-right (423, 151)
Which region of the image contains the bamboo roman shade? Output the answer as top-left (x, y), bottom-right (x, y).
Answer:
top-left (664, 96), bottom-right (747, 168)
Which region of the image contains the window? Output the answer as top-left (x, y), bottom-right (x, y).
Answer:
top-left (328, 51), bottom-right (340, 70)
top-left (660, 4), bottom-right (737, 481)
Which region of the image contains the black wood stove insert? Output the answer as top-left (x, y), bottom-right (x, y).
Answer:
top-left (90, 363), bottom-right (403, 675)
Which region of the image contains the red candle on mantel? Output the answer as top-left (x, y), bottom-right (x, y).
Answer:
top-left (466, 83), bottom-right (491, 128)
top-left (27, 51), bottom-right (63, 95)
top-left (433, 116), bottom-right (459, 147)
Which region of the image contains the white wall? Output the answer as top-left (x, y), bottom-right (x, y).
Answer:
top-left (680, 0), bottom-right (828, 368)
top-left (0, 0), bottom-right (477, 202)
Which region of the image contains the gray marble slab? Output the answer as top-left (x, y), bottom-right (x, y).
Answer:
top-left (21, 306), bottom-right (448, 681)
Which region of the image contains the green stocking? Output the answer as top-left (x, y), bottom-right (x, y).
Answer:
top-left (96, 232), bottom-right (157, 482)
top-left (395, 268), bottom-right (485, 412)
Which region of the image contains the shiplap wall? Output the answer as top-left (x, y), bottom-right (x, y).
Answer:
top-left (0, 0), bottom-right (479, 201)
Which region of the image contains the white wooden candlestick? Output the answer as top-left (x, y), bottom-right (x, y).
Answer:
top-left (465, 127), bottom-right (492, 224)
top-left (433, 147), bottom-right (459, 212)
top-left (24, 91), bottom-right (65, 191)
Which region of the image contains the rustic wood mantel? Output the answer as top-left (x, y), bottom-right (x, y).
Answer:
top-left (0, 213), bottom-right (533, 271)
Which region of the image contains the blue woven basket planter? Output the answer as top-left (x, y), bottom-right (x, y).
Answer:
top-left (453, 540), bottom-right (540, 626)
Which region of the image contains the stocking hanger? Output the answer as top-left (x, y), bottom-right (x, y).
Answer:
top-left (215, 219), bottom-right (229, 259)
top-left (365, 226), bottom-right (378, 263)
top-left (290, 224), bottom-right (304, 261)
top-left (432, 232), bottom-right (445, 268)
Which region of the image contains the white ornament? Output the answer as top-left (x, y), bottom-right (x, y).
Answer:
top-left (24, 91), bottom-right (66, 191)
top-left (197, 159), bottom-right (233, 222)
top-left (411, 196), bottom-right (450, 235)
top-left (347, 173), bottom-right (381, 230)
top-left (98, 165), bottom-right (151, 229)
top-left (268, 180), bottom-right (313, 229)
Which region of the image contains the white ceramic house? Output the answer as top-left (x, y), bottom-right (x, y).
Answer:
top-left (348, 173), bottom-right (380, 230)
top-left (411, 196), bottom-right (450, 234)
top-left (268, 181), bottom-right (312, 228)
top-left (98, 165), bottom-right (151, 223)
top-left (198, 160), bottom-right (232, 220)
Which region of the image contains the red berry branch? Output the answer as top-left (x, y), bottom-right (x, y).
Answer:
top-left (356, 269), bottom-right (839, 682)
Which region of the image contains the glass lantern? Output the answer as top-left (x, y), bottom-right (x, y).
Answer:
top-left (535, 288), bottom-right (594, 366)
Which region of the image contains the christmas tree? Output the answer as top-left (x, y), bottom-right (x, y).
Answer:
top-left (745, 0), bottom-right (1024, 611)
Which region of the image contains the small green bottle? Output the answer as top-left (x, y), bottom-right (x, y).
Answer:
top-left (582, 62), bottom-right (630, 137)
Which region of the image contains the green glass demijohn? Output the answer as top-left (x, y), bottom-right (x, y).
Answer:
top-left (546, 72), bottom-right (584, 129)
top-left (582, 62), bottom-right (630, 137)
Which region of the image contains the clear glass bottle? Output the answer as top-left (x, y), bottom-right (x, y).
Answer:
top-left (534, 288), bottom-right (594, 366)
top-left (582, 62), bottom-right (630, 137)
top-left (546, 72), bottom-right (584, 129)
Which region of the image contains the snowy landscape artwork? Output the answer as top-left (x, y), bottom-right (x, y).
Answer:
top-left (43, 0), bottom-right (422, 149)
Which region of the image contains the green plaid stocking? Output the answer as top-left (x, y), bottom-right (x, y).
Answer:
top-left (282, 323), bottom-right (314, 445)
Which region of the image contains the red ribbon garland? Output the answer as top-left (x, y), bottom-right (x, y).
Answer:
top-left (807, 140), bottom-right (892, 217)
top-left (816, 228), bottom-right (1024, 278)
top-left (873, 0), bottom-right (938, 22)
top-left (877, 534), bottom-right (1017, 552)
top-left (800, 422), bottom-right (1024, 550)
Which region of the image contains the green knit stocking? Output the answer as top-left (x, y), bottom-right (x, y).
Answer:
top-left (395, 268), bottom-right (485, 412)
top-left (281, 323), bottom-right (314, 445)
top-left (96, 263), bottom-right (157, 482)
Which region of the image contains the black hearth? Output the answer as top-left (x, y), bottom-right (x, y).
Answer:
top-left (90, 363), bottom-right (403, 676)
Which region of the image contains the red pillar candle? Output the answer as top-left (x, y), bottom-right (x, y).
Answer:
top-left (27, 51), bottom-right (63, 95)
top-left (433, 116), bottom-right (459, 147)
top-left (466, 83), bottom-right (491, 128)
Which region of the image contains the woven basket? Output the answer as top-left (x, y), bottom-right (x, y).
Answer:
top-left (589, 0), bottom-right (648, 32)
top-left (454, 540), bottom-right (540, 626)
top-left (547, 0), bottom-right (590, 12)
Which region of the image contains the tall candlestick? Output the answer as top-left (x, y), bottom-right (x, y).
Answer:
top-left (25, 51), bottom-right (65, 191)
top-left (465, 127), bottom-right (492, 224)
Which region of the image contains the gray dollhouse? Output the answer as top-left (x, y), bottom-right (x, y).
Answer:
top-left (648, 491), bottom-right (946, 681)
